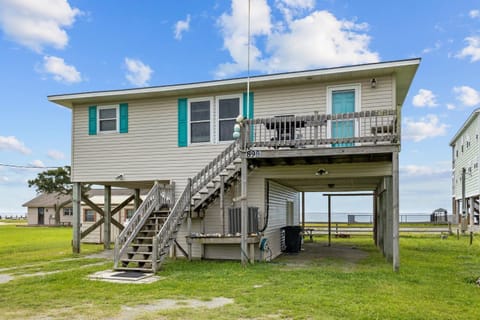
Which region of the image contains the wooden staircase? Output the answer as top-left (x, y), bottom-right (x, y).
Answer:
top-left (113, 140), bottom-right (241, 272)
top-left (115, 209), bottom-right (169, 272)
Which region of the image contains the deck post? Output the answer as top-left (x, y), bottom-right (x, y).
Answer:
top-left (373, 190), bottom-right (378, 245)
top-left (104, 185), bottom-right (111, 249)
top-left (220, 175), bottom-right (225, 234)
top-left (72, 182), bottom-right (81, 254)
top-left (392, 151), bottom-right (400, 272)
top-left (301, 192), bottom-right (305, 232)
top-left (327, 195), bottom-right (331, 247)
top-left (240, 125), bottom-right (248, 267)
top-left (134, 188), bottom-right (141, 210)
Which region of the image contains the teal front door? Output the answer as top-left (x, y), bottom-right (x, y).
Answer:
top-left (332, 90), bottom-right (355, 147)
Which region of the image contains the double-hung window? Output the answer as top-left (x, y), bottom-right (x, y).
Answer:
top-left (189, 99), bottom-right (212, 143)
top-left (84, 209), bottom-right (95, 222)
top-left (98, 106), bottom-right (118, 133)
top-left (218, 96), bottom-right (241, 142)
top-left (63, 207), bottom-right (73, 216)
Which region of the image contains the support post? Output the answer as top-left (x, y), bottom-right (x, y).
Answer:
top-left (187, 213), bottom-right (192, 261)
top-left (220, 175), bottom-right (225, 235)
top-left (72, 182), bottom-right (81, 254)
top-left (373, 190), bottom-right (378, 245)
top-left (104, 185), bottom-right (111, 249)
top-left (461, 168), bottom-right (467, 233)
top-left (134, 188), bottom-right (141, 210)
top-left (392, 151), bottom-right (400, 272)
top-left (301, 192), bottom-right (305, 232)
top-left (240, 137), bottom-right (248, 266)
top-left (328, 195), bottom-right (331, 247)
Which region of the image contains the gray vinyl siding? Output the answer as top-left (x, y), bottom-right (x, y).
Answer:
top-left (452, 115), bottom-right (480, 199)
top-left (71, 75), bottom-right (395, 185)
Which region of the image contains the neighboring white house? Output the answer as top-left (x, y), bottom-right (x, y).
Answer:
top-left (450, 108), bottom-right (480, 231)
top-left (48, 58), bottom-right (420, 272)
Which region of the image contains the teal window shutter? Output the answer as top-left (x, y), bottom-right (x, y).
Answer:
top-left (88, 106), bottom-right (97, 135)
top-left (119, 103), bottom-right (128, 133)
top-left (178, 98), bottom-right (188, 147)
top-left (243, 92), bottom-right (254, 140)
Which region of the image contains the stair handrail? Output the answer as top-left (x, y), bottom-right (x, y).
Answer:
top-left (151, 140), bottom-right (241, 271)
top-left (114, 183), bottom-right (161, 268)
top-left (152, 179), bottom-right (191, 272)
top-left (190, 140), bottom-right (240, 195)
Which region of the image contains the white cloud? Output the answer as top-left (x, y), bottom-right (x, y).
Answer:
top-left (446, 103), bottom-right (456, 110)
top-left (0, 0), bottom-right (81, 52)
top-left (400, 164), bottom-right (450, 177)
top-left (124, 57), bottom-right (153, 87)
top-left (0, 136), bottom-right (31, 154)
top-left (456, 36), bottom-right (480, 62)
top-left (47, 149), bottom-right (65, 160)
top-left (454, 86), bottom-right (480, 107)
top-left (403, 114), bottom-right (449, 142)
top-left (469, 9), bottom-right (480, 19)
top-left (42, 55), bottom-right (82, 83)
top-left (216, 1), bottom-right (379, 77)
top-left (412, 89), bottom-right (438, 107)
top-left (174, 14), bottom-right (191, 40)
top-left (29, 160), bottom-right (45, 168)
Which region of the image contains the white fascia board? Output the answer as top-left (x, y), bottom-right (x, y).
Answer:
top-left (48, 58), bottom-right (421, 109)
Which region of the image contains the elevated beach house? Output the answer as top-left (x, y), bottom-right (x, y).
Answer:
top-left (450, 108), bottom-right (480, 232)
top-left (48, 58), bottom-right (420, 272)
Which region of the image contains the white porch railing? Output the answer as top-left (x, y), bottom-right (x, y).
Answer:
top-left (244, 109), bottom-right (398, 149)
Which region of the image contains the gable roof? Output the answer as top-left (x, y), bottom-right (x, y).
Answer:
top-left (48, 58), bottom-right (420, 109)
top-left (449, 108), bottom-right (480, 146)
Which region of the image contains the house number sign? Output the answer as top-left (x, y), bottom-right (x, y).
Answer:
top-left (246, 150), bottom-right (261, 158)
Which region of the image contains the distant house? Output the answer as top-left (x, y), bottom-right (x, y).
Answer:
top-left (23, 193), bottom-right (72, 226)
top-left (450, 108), bottom-right (480, 231)
top-left (48, 58), bottom-right (420, 272)
top-left (23, 189), bottom-right (146, 243)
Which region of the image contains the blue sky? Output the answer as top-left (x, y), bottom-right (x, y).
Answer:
top-left (1, 0), bottom-right (479, 215)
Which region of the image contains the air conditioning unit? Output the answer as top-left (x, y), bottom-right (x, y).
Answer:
top-left (228, 207), bottom-right (259, 234)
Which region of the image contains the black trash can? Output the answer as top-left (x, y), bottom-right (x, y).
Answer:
top-left (282, 226), bottom-right (302, 253)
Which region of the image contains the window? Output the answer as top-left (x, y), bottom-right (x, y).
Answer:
top-left (98, 106), bottom-right (118, 132)
top-left (189, 99), bottom-right (211, 143)
top-left (84, 209), bottom-right (95, 222)
top-left (63, 207), bottom-right (73, 216)
top-left (125, 209), bottom-right (134, 220)
top-left (218, 96), bottom-right (241, 142)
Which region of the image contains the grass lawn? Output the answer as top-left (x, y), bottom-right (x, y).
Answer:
top-left (0, 225), bottom-right (479, 319)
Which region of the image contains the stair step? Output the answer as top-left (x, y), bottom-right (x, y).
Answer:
top-left (233, 158), bottom-right (242, 164)
top-left (127, 251), bottom-right (152, 255)
top-left (114, 267), bottom-right (154, 273)
top-left (121, 258), bottom-right (152, 263)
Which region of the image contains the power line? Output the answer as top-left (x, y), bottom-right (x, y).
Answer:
top-left (0, 163), bottom-right (63, 169)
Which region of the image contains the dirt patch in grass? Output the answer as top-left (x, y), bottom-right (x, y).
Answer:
top-left (114, 297), bottom-right (234, 319)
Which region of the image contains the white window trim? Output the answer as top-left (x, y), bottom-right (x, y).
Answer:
top-left (216, 94), bottom-right (243, 144)
top-left (188, 97), bottom-right (214, 145)
top-left (326, 84), bottom-right (361, 140)
top-left (97, 105), bottom-right (119, 134)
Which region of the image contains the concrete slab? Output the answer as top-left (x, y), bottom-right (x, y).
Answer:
top-left (88, 270), bottom-right (163, 284)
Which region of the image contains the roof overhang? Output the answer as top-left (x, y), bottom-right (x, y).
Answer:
top-left (48, 58), bottom-right (420, 109)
